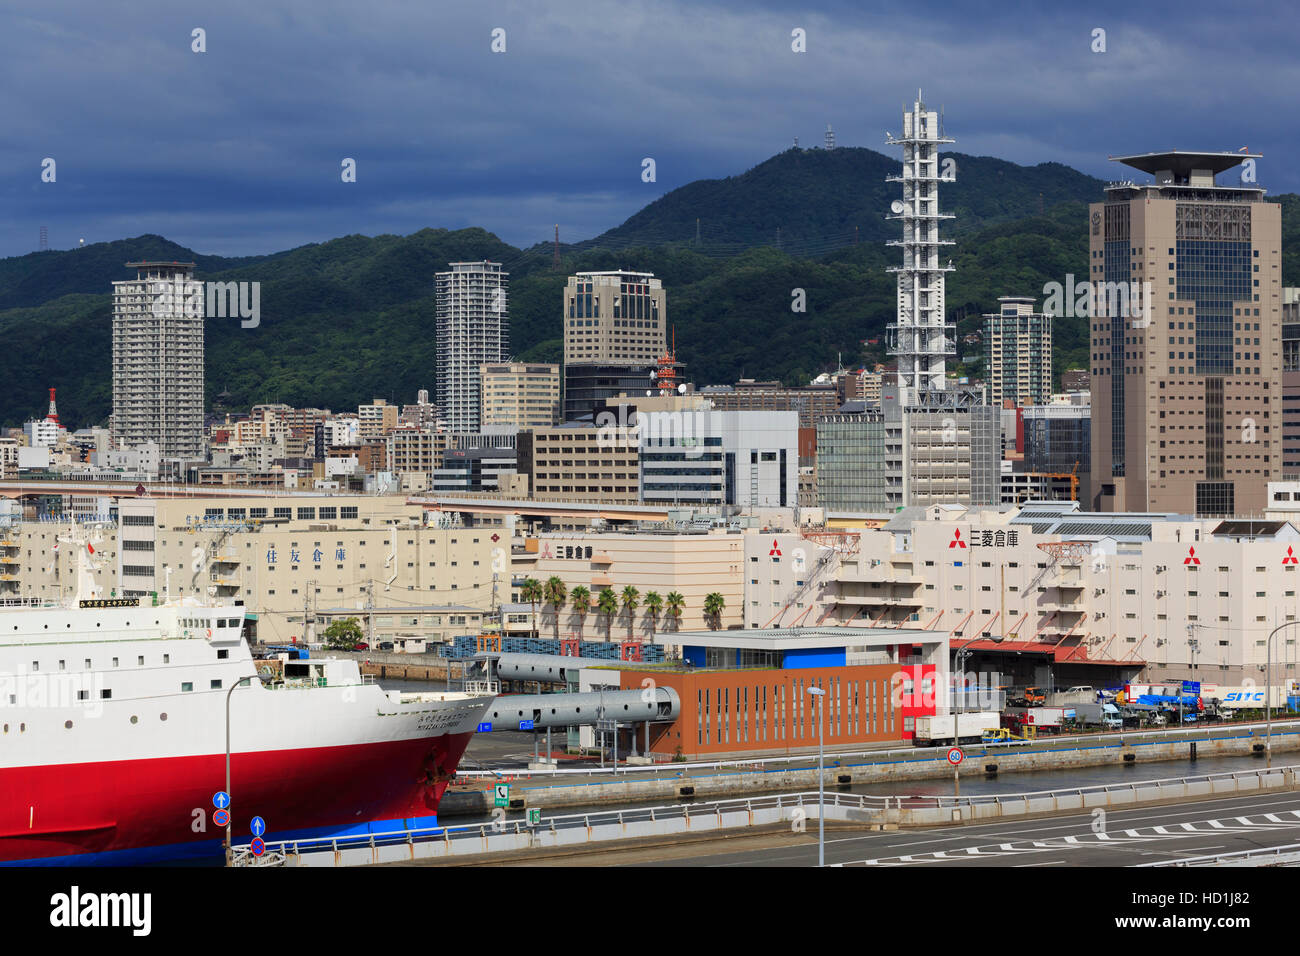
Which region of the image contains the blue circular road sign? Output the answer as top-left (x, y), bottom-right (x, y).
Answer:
top-left (250, 815), bottom-right (266, 837)
top-left (213, 791), bottom-right (230, 810)
top-left (213, 809), bottom-right (230, 827)
top-left (250, 836), bottom-right (265, 857)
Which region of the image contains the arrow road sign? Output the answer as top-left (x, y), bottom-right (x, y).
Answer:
top-left (213, 791), bottom-right (230, 810)
top-left (250, 816), bottom-right (266, 837)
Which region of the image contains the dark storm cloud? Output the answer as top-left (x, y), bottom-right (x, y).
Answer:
top-left (0, 0), bottom-right (1296, 258)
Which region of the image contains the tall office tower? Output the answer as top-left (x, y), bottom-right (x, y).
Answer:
top-left (983, 296), bottom-right (1053, 405)
top-left (886, 92), bottom-right (955, 406)
top-left (435, 261), bottom-right (509, 434)
top-left (562, 270), bottom-right (667, 421)
top-left (1282, 288), bottom-right (1300, 476)
top-left (111, 261), bottom-right (205, 459)
top-left (1089, 151), bottom-right (1281, 516)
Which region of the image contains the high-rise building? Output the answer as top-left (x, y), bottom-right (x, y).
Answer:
top-left (111, 261), bottom-right (205, 460)
top-left (435, 261), bottom-right (509, 433)
top-left (562, 270), bottom-right (667, 421)
top-left (1089, 151), bottom-right (1282, 516)
top-left (983, 296), bottom-right (1053, 405)
top-left (480, 362), bottom-right (560, 428)
top-left (886, 92), bottom-right (955, 406)
top-left (1023, 403), bottom-right (1092, 504)
top-left (1282, 288), bottom-right (1300, 476)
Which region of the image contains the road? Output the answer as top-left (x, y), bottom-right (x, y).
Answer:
top-left (484, 790), bottom-right (1300, 867)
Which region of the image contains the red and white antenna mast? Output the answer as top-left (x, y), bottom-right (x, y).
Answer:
top-left (46, 387), bottom-right (60, 424)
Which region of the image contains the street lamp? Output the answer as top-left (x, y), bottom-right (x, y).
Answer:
top-left (224, 675), bottom-right (258, 867)
top-left (952, 634), bottom-right (1002, 797)
top-left (1266, 622), bottom-right (1299, 769)
top-left (806, 685), bottom-right (826, 868)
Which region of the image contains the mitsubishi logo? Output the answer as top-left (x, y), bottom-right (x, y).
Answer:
top-left (1184, 546), bottom-right (1200, 566)
top-left (1286, 546), bottom-right (1298, 566)
top-left (769, 539), bottom-right (782, 557)
top-left (949, 528), bottom-right (967, 549)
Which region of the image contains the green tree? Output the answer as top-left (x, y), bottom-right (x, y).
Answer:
top-left (569, 585), bottom-right (591, 642)
top-left (520, 577), bottom-right (543, 640)
top-left (544, 576), bottom-right (568, 641)
top-left (323, 617), bottom-right (363, 650)
top-left (644, 591), bottom-right (663, 644)
top-left (665, 591), bottom-right (685, 632)
top-left (597, 587), bottom-right (619, 643)
top-left (621, 585), bottom-right (640, 642)
top-left (704, 592), bottom-right (726, 629)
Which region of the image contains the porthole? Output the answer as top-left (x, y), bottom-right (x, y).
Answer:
top-left (130, 715), bottom-right (138, 724)
top-left (19, 723), bottom-right (25, 732)
top-left (96, 622), bottom-right (101, 627)
top-left (64, 720), bottom-right (73, 729)
top-left (160, 713), bottom-right (168, 721)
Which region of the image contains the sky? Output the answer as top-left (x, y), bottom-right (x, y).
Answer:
top-left (2, 0), bottom-right (1298, 260)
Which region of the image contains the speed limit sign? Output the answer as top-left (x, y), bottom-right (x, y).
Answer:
top-left (946, 747), bottom-right (964, 766)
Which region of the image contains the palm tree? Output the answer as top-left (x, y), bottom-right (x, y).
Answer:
top-left (569, 585), bottom-right (591, 642)
top-left (644, 591), bottom-right (663, 644)
top-left (544, 576), bottom-right (567, 641)
top-left (704, 592), bottom-right (725, 629)
top-left (520, 577), bottom-right (543, 640)
top-left (665, 591), bottom-right (685, 633)
top-left (621, 585), bottom-right (640, 642)
top-left (597, 587), bottom-right (618, 642)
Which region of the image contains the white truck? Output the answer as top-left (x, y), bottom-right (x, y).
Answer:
top-left (913, 712), bottom-right (1001, 746)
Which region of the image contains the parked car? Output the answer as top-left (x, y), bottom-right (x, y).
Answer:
top-left (354, 642), bottom-right (370, 651)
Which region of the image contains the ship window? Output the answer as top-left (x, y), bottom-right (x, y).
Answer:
top-left (65, 720), bottom-right (73, 729)
top-left (112, 658), bottom-right (119, 667)
top-left (84, 659), bottom-right (91, 669)
top-left (160, 713), bottom-right (167, 721)
top-left (31, 661), bottom-right (37, 670)
top-left (211, 680), bottom-right (222, 689)
top-left (130, 716), bottom-right (138, 724)
top-left (217, 649), bottom-right (229, 660)
top-left (182, 683), bottom-right (193, 692)
top-left (58, 660), bottom-right (65, 671)
top-left (163, 654), bottom-right (169, 664)
top-left (137, 656), bottom-right (144, 666)
top-left (101, 690), bottom-right (111, 699)
top-left (78, 690), bottom-right (88, 701)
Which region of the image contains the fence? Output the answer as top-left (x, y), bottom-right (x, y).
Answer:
top-left (268, 763), bottom-right (1300, 867)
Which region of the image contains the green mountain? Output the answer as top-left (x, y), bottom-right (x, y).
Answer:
top-left (1, 146), bottom-right (1294, 430)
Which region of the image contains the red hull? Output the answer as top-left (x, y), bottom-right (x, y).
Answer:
top-left (0, 731), bottom-right (475, 863)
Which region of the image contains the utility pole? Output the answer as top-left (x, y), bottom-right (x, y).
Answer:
top-left (365, 582), bottom-right (375, 648)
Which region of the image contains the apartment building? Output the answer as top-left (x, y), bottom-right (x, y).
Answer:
top-left (111, 261), bottom-right (205, 459)
top-left (386, 427), bottom-right (450, 478)
top-left (357, 399), bottom-right (399, 441)
top-left (983, 296), bottom-right (1053, 405)
top-left (436, 261), bottom-right (509, 433)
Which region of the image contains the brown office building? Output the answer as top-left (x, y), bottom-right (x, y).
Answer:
top-left (1090, 151), bottom-right (1282, 516)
